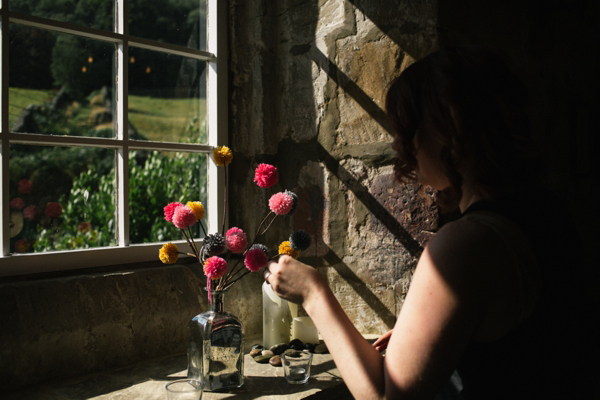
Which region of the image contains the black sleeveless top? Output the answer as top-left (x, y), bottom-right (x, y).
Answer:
top-left (450, 194), bottom-right (596, 399)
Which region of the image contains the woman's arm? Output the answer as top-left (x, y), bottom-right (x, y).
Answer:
top-left (267, 219), bottom-right (503, 399)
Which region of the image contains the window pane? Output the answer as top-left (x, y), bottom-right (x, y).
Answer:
top-left (129, 0), bottom-right (206, 51)
top-left (9, 0), bottom-right (114, 31)
top-left (9, 144), bottom-right (116, 254)
top-left (128, 47), bottom-right (206, 144)
top-left (9, 24), bottom-right (115, 137)
top-left (128, 150), bottom-right (207, 244)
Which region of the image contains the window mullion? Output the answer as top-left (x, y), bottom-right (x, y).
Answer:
top-left (116, 0), bottom-right (129, 247)
top-left (0, 142), bottom-right (8, 257)
top-left (1, 5), bottom-right (10, 256)
top-left (206, 0), bottom-right (227, 235)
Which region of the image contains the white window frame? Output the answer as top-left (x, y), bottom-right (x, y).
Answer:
top-left (0, 0), bottom-right (227, 277)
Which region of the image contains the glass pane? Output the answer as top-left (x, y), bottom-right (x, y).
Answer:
top-left (9, 0), bottom-right (114, 31)
top-left (129, 0), bottom-right (206, 51)
top-left (128, 150), bottom-right (207, 245)
top-left (9, 144), bottom-right (116, 254)
top-left (128, 47), bottom-right (206, 144)
top-left (9, 24), bottom-right (115, 137)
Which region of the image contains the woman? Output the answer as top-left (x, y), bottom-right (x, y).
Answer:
top-left (265, 46), bottom-right (591, 399)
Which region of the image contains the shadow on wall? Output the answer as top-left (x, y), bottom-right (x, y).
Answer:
top-left (350, 0), bottom-right (438, 59)
top-left (279, 47), bottom-right (431, 328)
top-left (272, 1), bottom-right (440, 329)
top-left (230, 0), bottom-right (443, 329)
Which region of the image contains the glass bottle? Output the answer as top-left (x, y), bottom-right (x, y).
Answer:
top-left (187, 289), bottom-right (244, 391)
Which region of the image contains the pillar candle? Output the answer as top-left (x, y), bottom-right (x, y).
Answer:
top-left (291, 316), bottom-right (319, 344)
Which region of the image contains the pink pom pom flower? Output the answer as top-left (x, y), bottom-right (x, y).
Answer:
top-left (172, 205), bottom-right (197, 229)
top-left (225, 227), bottom-right (248, 253)
top-left (254, 163), bottom-right (279, 188)
top-left (244, 247), bottom-right (268, 272)
top-left (203, 256), bottom-right (228, 280)
top-left (268, 192), bottom-right (294, 215)
top-left (164, 202), bottom-right (184, 222)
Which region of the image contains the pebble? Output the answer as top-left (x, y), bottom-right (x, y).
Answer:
top-left (251, 344), bottom-right (264, 351)
top-left (269, 355), bottom-right (282, 366)
top-left (270, 343), bottom-right (289, 355)
top-left (304, 343), bottom-right (316, 353)
top-left (314, 343), bottom-right (328, 354)
top-left (282, 349), bottom-right (303, 358)
top-left (289, 339), bottom-right (304, 348)
top-left (261, 349), bottom-right (275, 357)
top-left (249, 348), bottom-right (262, 358)
top-left (254, 355), bottom-right (271, 364)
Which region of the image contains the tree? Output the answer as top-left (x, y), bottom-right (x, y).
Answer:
top-left (10, 0), bottom-right (206, 99)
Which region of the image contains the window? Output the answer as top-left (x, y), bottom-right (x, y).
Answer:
top-left (0, 0), bottom-right (227, 276)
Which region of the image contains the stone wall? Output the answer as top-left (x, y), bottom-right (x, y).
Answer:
top-left (228, 0), bottom-right (439, 334)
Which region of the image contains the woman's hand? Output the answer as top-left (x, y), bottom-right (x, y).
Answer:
top-left (264, 255), bottom-right (324, 306)
top-left (373, 329), bottom-right (393, 353)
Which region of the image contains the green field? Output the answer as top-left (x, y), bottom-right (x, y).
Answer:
top-left (8, 87), bottom-right (207, 143)
top-left (128, 95), bottom-right (207, 143)
top-left (8, 88), bottom-right (56, 129)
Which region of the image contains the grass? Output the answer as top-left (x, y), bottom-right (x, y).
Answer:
top-left (128, 95), bottom-right (207, 143)
top-left (8, 87), bottom-right (207, 144)
top-left (8, 87), bottom-right (56, 129)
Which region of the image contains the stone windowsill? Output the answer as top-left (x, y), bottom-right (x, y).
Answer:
top-left (1, 334), bottom-right (358, 400)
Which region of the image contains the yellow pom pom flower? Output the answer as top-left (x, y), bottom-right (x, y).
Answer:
top-left (186, 201), bottom-right (205, 220)
top-left (212, 146), bottom-right (233, 166)
top-left (278, 241), bottom-right (299, 259)
top-left (159, 242), bottom-right (179, 264)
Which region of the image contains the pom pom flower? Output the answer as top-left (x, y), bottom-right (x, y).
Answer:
top-left (269, 192), bottom-right (294, 215)
top-left (278, 241), bottom-right (299, 259)
top-left (202, 233), bottom-right (227, 258)
top-left (225, 227), bottom-right (247, 253)
top-left (204, 256), bottom-right (228, 280)
top-left (159, 146), bottom-right (313, 305)
top-left (250, 243), bottom-right (269, 256)
top-left (164, 202), bottom-right (184, 222)
top-left (290, 229), bottom-right (311, 251)
top-left (213, 146), bottom-right (233, 166)
top-left (186, 201), bottom-right (205, 220)
top-left (159, 243), bottom-right (179, 264)
top-left (244, 247), bottom-right (268, 272)
top-left (172, 205), bottom-right (197, 229)
top-left (254, 163), bottom-right (279, 188)
top-left (285, 190), bottom-right (299, 214)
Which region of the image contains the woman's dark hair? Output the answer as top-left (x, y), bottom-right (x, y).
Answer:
top-left (385, 45), bottom-right (540, 211)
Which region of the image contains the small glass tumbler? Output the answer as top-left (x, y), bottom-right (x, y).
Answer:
top-left (165, 379), bottom-right (204, 400)
top-left (281, 349), bottom-right (313, 384)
